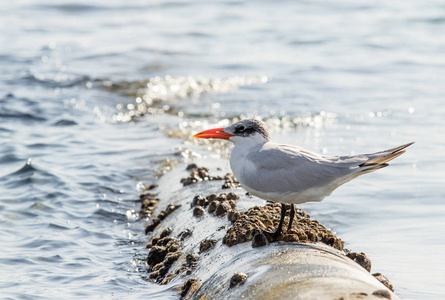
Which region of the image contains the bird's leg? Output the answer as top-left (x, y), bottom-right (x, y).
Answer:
top-left (263, 203), bottom-right (286, 238)
top-left (286, 204), bottom-right (295, 233)
top-left (274, 203), bottom-right (287, 236)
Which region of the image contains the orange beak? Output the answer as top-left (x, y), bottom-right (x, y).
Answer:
top-left (193, 127), bottom-right (234, 140)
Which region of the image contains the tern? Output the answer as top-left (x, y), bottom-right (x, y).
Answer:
top-left (193, 119), bottom-right (413, 237)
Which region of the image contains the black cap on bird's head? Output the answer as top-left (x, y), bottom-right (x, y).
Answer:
top-left (193, 119), bottom-right (270, 142)
top-left (224, 119), bottom-right (270, 140)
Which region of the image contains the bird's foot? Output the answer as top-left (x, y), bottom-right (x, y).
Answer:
top-left (261, 227), bottom-right (282, 240)
top-left (261, 202), bottom-right (287, 240)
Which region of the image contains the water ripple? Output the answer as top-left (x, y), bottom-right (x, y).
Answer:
top-left (52, 119), bottom-right (78, 126)
top-left (33, 3), bottom-right (106, 12)
top-left (1, 159), bottom-right (65, 189)
top-left (91, 208), bottom-right (127, 222)
top-left (0, 110), bottom-right (47, 122)
top-left (20, 73), bottom-right (92, 88)
top-left (0, 0), bottom-right (442, 298)
top-left (103, 75), bottom-right (268, 122)
top-left (21, 238), bottom-right (77, 250)
top-left (0, 153), bottom-right (22, 164)
top-left (3, 159), bottom-right (35, 177)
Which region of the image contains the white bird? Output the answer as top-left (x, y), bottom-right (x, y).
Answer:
top-left (193, 119), bottom-right (413, 237)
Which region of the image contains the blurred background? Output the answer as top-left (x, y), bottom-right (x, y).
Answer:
top-left (1, 1), bottom-right (444, 299)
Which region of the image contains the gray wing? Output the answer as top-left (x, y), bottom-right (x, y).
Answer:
top-left (243, 143), bottom-right (368, 194)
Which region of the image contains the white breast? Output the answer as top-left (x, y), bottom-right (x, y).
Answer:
top-left (229, 143), bottom-right (257, 186)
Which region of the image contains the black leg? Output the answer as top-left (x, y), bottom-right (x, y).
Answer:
top-left (263, 203), bottom-right (286, 238)
top-left (286, 204), bottom-right (295, 233)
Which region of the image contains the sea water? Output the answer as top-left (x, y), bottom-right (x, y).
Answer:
top-left (1, 1), bottom-right (444, 299)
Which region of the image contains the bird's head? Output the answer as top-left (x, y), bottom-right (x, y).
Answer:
top-left (193, 119), bottom-right (270, 145)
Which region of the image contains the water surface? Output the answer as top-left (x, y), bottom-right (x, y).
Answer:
top-left (1, 1), bottom-right (444, 299)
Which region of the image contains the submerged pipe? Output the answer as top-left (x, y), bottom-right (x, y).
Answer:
top-left (141, 162), bottom-right (399, 300)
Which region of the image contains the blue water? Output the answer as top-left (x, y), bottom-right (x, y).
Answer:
top-left (1, 1), bottom-right (444, 299)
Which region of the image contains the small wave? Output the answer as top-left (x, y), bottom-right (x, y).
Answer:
top-left (21, 73), bottom-right (92, 88)
top-left (33, 3), bottom-right (105, 13)
top-left (80, 52), bottom-right (122, 61)
top-left (0, 159), bottom-right (66, 190)
top-left (156, 1), bottom-right (191, 8)
top-left (32, 3), bottom-right (150, 13)
top-left (22, 238), bottom-right (76, 250)
top-left (289, 39), bottom-right (330, 46)
top-left (99, 186), bottom-right (125, 194)
top-left (1, 209), bottom-right (39, 220)
top-left (27, 143), bottom-right (66, 149)
top-left (104, 75), bottom-right (268, 99)
top-left (91, 208), bottom-right (127, 222)
top-left (53, 119), bottom-right (78, 126)
top-left (410, 17), bottom-right (445, 24)
top-left (29, 202), bottom-right (53, 212)
top-left (0, 109), bottom-right (47, 123)
top-left (0, 126), bottom-right (13, 133)
top-left (5, 158), bottom-right (35, 177)
top-left (0, 94), bottom-right (43, 120)
top-left (186, 31), bottom-right (214, 38)
top-left (103, 75), bottom-right (268, 122)
top-left (0, 257), bottom-right (37, 266)
top-left (47, 223), bottom-right (70, 231)
top-left (0, 153), bottom-right (22, 164)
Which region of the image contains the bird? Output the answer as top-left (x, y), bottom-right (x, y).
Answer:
top-left (193, 119), bottom-right (413, 237)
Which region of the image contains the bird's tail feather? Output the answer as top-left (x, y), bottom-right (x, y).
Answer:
top-left (360, 142), bottom-right (414, 167)
top-left (372, 142), bottom-right (414, 156)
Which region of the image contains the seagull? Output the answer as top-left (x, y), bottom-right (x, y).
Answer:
top-left (193, 119), bottom-right (413, 237)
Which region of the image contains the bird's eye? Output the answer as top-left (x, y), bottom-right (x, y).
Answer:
top-left (236, 125), bottom-right (245, 132)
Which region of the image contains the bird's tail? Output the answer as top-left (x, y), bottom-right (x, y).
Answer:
top-left (360, 142), bottom-right (414, 168)
top-left (322, 142), bottom-right (414, 191)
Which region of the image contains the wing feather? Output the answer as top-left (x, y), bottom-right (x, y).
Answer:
top-left (242, 143), bottom-right (361, 194)
top-left (233, 141), bottom-right (413, 199)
